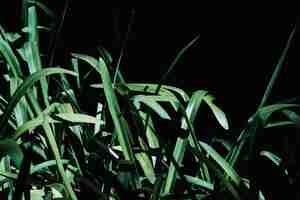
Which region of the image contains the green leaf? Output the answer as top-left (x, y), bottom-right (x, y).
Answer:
top-left (55, 113), bottom-right (96, 124)
top-left (31, 159), bottom-right (69, 174)
top-left (71, 53), bottom-right (135, 162)
top-left (204, 95), bottom-right (229, 130)
top-left (259, 26), bottom-right (295, 108)
top-left (133, 95), bottom-right (173, 120)
top-left (0, 34), bottom-right (23, 78)
top-left (27, 6), bottom-right (49, 107)
top-left (184, 175), bottom-right (214, 191)
top-left (71, 58), bottom-right (80, 89)
top-left (135, 152), bottom-right (156, 184)
top-left (164, 138), bottom-right (188, 194)
top-left (0, 139), bottom-right (24, 168)
top-left (0, 68), bottom-right (77, 137)
top-left (259, 150), bottom-right (288, 176)
top-left (182, 90), bottom-right (207, 129)
top-left (199, 141), bottom-right (241, 186)
top-left (28, 0), bottom-right (55, 18)
top-left (265, 121), bottom-right (294, 128)
top-left (282, 109), bottom-right (300, 124)
top-left (257, 104), bottom-right (299, 125)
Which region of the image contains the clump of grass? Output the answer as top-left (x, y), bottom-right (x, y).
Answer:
top-left (0, 2), bottom-right (296, 200)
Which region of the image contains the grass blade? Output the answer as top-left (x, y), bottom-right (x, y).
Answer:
top-left (135, 152), bottom-right (156, 184)
top-left (71, 54), bottom-right (135, 162)
top-left (204, 95), bottom-right (229, 130)
top-left (55, 113), bottom-right (96, 124)
top-left (259, 26), bottom-right (295, 108)
top-left (0, 68), bottom-right (76, 137)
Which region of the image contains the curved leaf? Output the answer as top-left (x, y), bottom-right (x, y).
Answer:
top-left (0, 139), bottom-right (24, 168)
top-left (0, 68), bottom-right (77, 137)
top-left (204, 95), bottom-right (229, 130)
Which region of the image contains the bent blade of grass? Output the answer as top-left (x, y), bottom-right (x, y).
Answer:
top-left (265, 121), bottom-right (294, 128)
top-left (0, 68), bottom-right (77, 137)
top-left (10, 78), bottom-right (28, 127)
top-left (258, 104), bottom-right (300, 125)
top-left (133, 95), bottom-right (173, 120)
top-left (71, 53), bottom-right (135, 162)
top-left (203, 95), bottom-right (229, 130)
top-left (259, 150), bottom-right (288, 176)
top-left (282, 109), bottom-right (300, 124)
top-left (0, 34), bottom-right (23, 78)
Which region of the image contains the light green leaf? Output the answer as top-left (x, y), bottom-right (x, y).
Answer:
top-left (199, 141), bottom-right (241, 186)
top-left (55, 113), bottom-right (96, 124)
top-left (259, 150), bottom-right (288, 176)
top-left (184, 175), bottom-right (214, 191)
top-left (204, 95), bottom-right (229, 130)
top-left (182, 90), bottom-right (207, 129)
top-left (135, 152), bottom-right (156, 184)
top-left (133, 95), bottom-right (173, 120)
top-left (0, 68), bottom-right (77, 136)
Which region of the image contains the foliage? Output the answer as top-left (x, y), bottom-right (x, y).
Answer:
top-left (0, 1), bottom-right (296, 199)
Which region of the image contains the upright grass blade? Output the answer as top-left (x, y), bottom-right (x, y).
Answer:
top-left (259, 26), bottom-right (295, 108)
top-left (28, 6), bottom-right (49, 107)
top-left (155, 34), bottom-right (200, 94)
top-left (135, 152), bottom-right (156, 184)
top-left (112, 9), bottom-right (135, 84)
top-left (71, 54), bottom-right (135, 162)
top-left (163, 137), bottom-right (188, 194)
top-left (71, 58), bottom-right (80, 89)
top-left (0, 68), bottom-right (76, 137)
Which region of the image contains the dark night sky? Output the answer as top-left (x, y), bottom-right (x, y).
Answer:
top-left (60, 7), bottom-right (296, 123)
top-left (1, 3), bottom-right (297, 124)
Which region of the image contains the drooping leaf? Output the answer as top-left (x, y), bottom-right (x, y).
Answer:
top-left (259, 150), bottom-right (288, 176)
top-left (0, 68), bottom-right (77, 137)
top-left (204, 95), bottom-right (229, 130)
